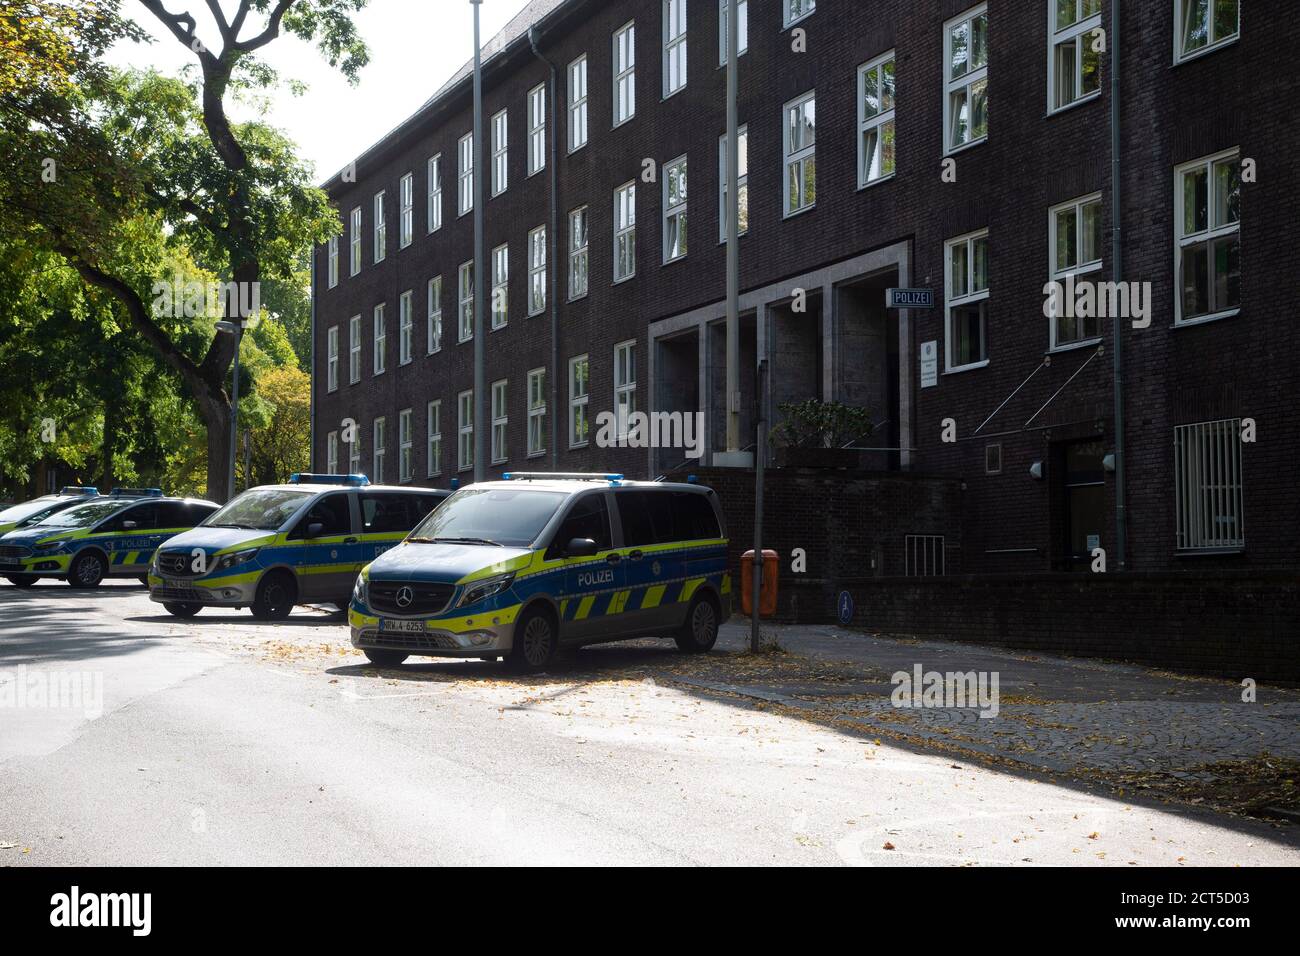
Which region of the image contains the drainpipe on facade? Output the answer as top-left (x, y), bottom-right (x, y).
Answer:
top-left (471, 0), bottom-right (486, 483)
top-left (528, 25), bottom-right (560, 471)
top-left (1110, 0), bottom-right (1128, 570)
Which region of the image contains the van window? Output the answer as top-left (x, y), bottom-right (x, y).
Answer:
top-left (359, 492), bottom-right (433, 533)
top-left (554, 493), bottom-right (611, 552)
top-left (104, 503), bottom-right (157, 532)
top-left (156, 501), bottom-right (194, 527)
top-left (673, 492), bottom-right (721, 540)
top-left (616, 490), bottom-right (678, 546)
top-left (290, 493), bottom-right (351, 538)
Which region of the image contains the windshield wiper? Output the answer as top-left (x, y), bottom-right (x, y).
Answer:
top-left (429, 536), bottom-right (505, 547)
top-left (209, 522), bottom-right (259, 530)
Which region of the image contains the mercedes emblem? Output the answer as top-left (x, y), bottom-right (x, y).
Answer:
top-left (396, 586), bottom-right (414, 608)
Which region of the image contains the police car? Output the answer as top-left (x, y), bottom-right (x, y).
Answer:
top-left (148, 474), bottom-right (447, 620)
top-left (0, 489), bottom-right (218, 589)
top-left (349, 473), bottom-right (731, 672)
top-left (0, 486), bottom-right (101, 536)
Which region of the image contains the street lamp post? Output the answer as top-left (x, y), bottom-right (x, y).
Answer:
top-left (471, 0), bottom-right (486, 483)
top-left (216, 319), bottom-right (242, 502)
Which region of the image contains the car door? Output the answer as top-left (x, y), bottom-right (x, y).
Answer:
top-left (550, 491), bottom-right (623, 644)
top-left (99, 502), bottom-right (158, 575)
top-left (613, 489), bottom-right (684, 635)
top-left (284, 492), bottom-right (357, 601)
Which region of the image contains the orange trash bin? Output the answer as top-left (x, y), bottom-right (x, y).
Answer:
top-left (741, 549), bottom-right (779, 617)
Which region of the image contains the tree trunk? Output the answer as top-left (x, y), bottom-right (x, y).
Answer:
top-left (101, 397), bottom-right (117, 492)
top-left (198, 387), bottom-right (232, 503)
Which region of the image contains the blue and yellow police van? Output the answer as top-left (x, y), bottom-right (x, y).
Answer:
top-left (147, 474), bottom-right (448, 620)
top-left (349, 473), bottom-right (731, 671)
top-left (0, 486), bottom-right (101, 536)
top-left (0, 489), bottom-right (218, 589)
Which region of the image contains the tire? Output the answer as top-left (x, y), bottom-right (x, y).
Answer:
top-left (363, 649), bottom-right (408, 667)
top-left (7, 575), bottom-right (38, 589)
top-left (163, 602), bottom-right (202, 618)
top-left (250, 571), bottom-right (296, 620)
top-left (67, 551), bottom-right (106, 589)
top-left (674, 591), bottom-right (721, 653)
top-left (508, 606), bottom-right (558, 673)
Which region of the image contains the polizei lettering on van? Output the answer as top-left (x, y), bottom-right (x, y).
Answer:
top-left (576, 568), bottom-right (614, 588)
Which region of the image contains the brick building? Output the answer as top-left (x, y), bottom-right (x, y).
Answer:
top-left (311, 0), bottom-right (1296, 575)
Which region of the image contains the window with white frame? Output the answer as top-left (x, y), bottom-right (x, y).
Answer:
top-left (1049, 1), bottom-right (1102, 113)
top-left (326, 430), bottom-right (338, 474)
top-left (1049, 193), bottom-right (1103, 348)
top-left (1174, 418), bottom-right (1245, 551)
top-left (373, 303), bottom-right (386, 375)
top-left (372, 417), bottom-right (386, 483)
top-left (457, 389), bottom-right (474, 472)
top-left (398, 290), bottom-right (413, 364)
top-left (491, 379), bottom-right (508, 464)
top-left (427, 400), bottom-right (442, 476)
top-left (1176, 0), bottom-right (1239, 62)
top-left (458, 132), bottom-right (473, 216)
top-left (614, 340), bottom-right (636, 438)
top-left (569, 205), bottom-right (589, 299)
top-left (326, 326), bottom-right (339, 391)
top-left (664, 155), bottom-right (688, 263)
top-left (491, 243), bottom-right (509, 330)
top-left (783, 91), bottom-right (816, 216)
top-left (614, 182), bottom-right (636, 281)
top-left (427, 154), bottom-right (443, 233)
top-left (349, 206), bottom-right (361, 275)
top-left (399, 172), bottom-right (414, 247)
top-left (427, 276), bottom-right (442, 353)
top-left (568, 55), bottom-right (588, 152)
top-left (527, 84), bottom-right (546, 176)
top-left (373, 191), bottom-right (386, 263)
top-left (491, 109), bottom-right (508, 197)
top-left (527, 368), bottom-right (546, 457)
top-left (1176, 149), bottom-right (1240, 324)
top-left (459, 260), bottom-right (474, 342)
top-left (944, 5), bottom-right (988, 153)
top-left (614, 22), bottom-right (636, 126)
top-left (528, 225), bottom-right (546, 316)
top-left (719, 126), bottom-right (748, 241)
top-left (664, 0), bottom-right (687, 97)
top-left (569, 354), bottom-right (589, 447)
top-left (718, 0), bottom-right (748, 64)
top-left (348, 315), bottom-right (361, 383)
top-left (858, 52), bottom-right (896, 186)
top-left (398, 408), bottom-right (413, 482)
top-left (784, 0), bottom-right (814, 29)
top-left (348, 427), bottom-right (361, 474)
top-left (327, 236), bottom-right (338, 288)
top-left (945, 229), bottom-right (989, 370)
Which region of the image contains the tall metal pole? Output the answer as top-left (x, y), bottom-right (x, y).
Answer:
top-left (751, 359), bottom-right (766, 653)
top-left (724, 0), bottom-right (740, 453)
top-left (471, 0), bottom-right (486, 482)
top-left (1110, 0), bottom-right (1127, 570)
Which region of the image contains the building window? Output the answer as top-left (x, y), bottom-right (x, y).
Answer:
top-left (718, 0), bottom-right (748, 64)
top-left (663, 155), bottom-right (688, 263)
top-left (569, 354), bottom-right (590, 447)
top-left (1049, 1), bottom-right (1102, 113)
top-left (1049, 193), bottom-right (1103, 348)
top-left (783, 90), bottom-right (816, 216)
top-left (719, 127), bottom-right (748, 241)
top-left (569, 205), bottom-right (589, 299)
top-left (348, 426), bottom-right (361, 474)
top-left (326, 326), bottom-right (339, 391)
top-left (491, 243), bottom-right (509, 330)
top-left (783, 0), bottom-right (815, 29)
top-left (491, 109), bottom-right (508, 197)
top-left (614, 22), bottom-right (636, 127)
top-left (398, 290), bottom-right (413, 365)
top-left (528, 225), bottom-right (547, 317)
top-left (372, 303), bottom-right (386, 375)
top-left (327, 236), bottom-right (338, 288)
top-left (945, 229), bottom-right (989, 370)
top-left (614, 181), bottom-right (636, 282)
top-left (348, 315), bottom-right (361, 384)
top-left (326, 430), bottom-right (338, 475)
top-left (427, 400), bottom-right (442, 477)
top-left (372, 417), bottom-right (386, 484)
top-left (904, 534), bottom-right (946, 576)
top-left (427, 154), bottom-right (442, 233)
top-left (398, 408), bottom-right (413, 482)
top-left (1176, 149), bottom-right (1240, 324)
top-left (373, 191), bottom-right (386, 263)
top-left (527, 368), bottom-right (546, 457)
top-left (568, 55), bottom-right (588, 152)
top-left (858, 52), bottom-right (896, 186)
top-left (1174, 418), bottom-right (1244, 551)
top-left (944, 5), bottom-right (988, 153)
top-left (399, 172), bottom-right (414, 247)
top-left (427, 276), bottom-right (442, 354)
top-left (349, 206), bottom-right (361, 275)
top-left (459, 260), bottom-right (474, 342)
top-left (527, 84), bottom-right (546, 176)
top-left (664, 0), bottom-right (687, 97)
top-left (1176, 0), bottom-right (1239, 62)
top-left (984, 443), bottom-right (1002, 475)
top-left (457, 389), bottom-right (474, 472)
top-left (458, 132), bottom-right (473, 216)
top-left (491, 379), bottom-right (508, 464)
top-left (614, 340), bottom-right (636, 438)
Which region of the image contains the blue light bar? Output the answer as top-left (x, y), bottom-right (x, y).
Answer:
top-left (288, 473), bottom-right (371, 486)
top-left (503, 472), bottom-right (625, 483)
top-left (111, 487), bottom-right (163, 497)
top-left (60, 486), bottom-right (99, 496)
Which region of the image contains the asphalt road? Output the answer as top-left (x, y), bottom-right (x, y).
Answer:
top-left (2, 579), bottom-right (1297, 866)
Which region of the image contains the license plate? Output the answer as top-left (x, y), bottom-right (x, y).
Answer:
top-left (162, 577), bottom-right (188, 589)
top-left (379, 619), bottom-right (426, 634)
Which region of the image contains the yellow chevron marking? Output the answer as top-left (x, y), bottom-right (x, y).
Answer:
top-left (575, 595), bottom-right (597, 620)
top-left (608, 589), bottom-right (631, 614)
top-left (681, 577), bottom-right (704, 602)
top-left (721, 574), bottom-right (732, 594)
top-left (559, 598), bottom-right (570, 617)
top-left (641, 584), bottom-right (667, 609)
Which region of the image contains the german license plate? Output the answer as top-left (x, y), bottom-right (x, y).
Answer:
top-left (162, 577), bottom-right (189, 589)
top-left (379, 619), bottom-right (425, 634)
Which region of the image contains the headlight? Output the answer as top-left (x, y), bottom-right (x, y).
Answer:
top-left (213, 547), bottom-right (259, 572)
top-left (33, 540), bottom-right (65, 554)
top-left (456, 572), bottom-right (516, 609)
top-left (352, 573), bottom-right (368, 607)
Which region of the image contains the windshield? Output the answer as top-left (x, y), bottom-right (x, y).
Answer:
top-left (36, 500), bottom-right (129, 528)
top-left (203, 488), bottom-right (313, 531)
top-left (0, 496), bottom-right (63, 525)
top-left (408, 487), bottom-right (566, 548)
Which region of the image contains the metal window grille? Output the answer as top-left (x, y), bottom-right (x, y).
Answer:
top-left (905, 534), bottom-right (946, 576)
top-left (1174, 418), bottom-right (1244, 551)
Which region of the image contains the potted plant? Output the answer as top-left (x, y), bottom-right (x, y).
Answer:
top-left (769, 399), bottom-right (874, 469)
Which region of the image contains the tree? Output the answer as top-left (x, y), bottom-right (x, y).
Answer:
top-left (247, 364), bottom-right (310, 485)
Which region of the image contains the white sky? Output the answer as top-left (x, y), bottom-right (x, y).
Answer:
top-left (107, 0), bottom-right (535, 182)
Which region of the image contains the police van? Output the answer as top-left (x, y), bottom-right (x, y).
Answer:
top-left (148, 474), bottom-right (447, 620)
top-left (349, 473), bottom-right (731, 671)
top-left (0, 486), bottom-right (101, 535)
top-left (0, 489), bottom-right (218, 589)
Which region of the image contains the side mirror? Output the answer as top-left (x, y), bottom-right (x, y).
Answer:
top-left (122, 520), bottom-right (138, 530)
top-left (565, 537), bottom-right (598, 558)
top-left (306, 522), bottom-right (325, 538)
